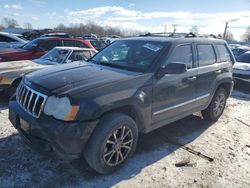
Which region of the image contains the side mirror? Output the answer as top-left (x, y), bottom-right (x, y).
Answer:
top-left (157, 62), bottom-right (187, 78)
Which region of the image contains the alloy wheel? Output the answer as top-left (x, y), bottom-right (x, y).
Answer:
top-left (103, 126), bottom-right (134, 166)
top-left (213, 93), bottom-right (226, 117)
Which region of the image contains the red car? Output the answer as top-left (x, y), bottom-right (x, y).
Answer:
top-left (0, 37), bottom-right (95, 62)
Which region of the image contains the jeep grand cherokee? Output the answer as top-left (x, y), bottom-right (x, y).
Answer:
top-left (9, 36), bottom-right (234, 174)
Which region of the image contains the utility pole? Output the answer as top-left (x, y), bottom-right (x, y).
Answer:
top-left (173, 24), bottom-right (177, 33)
top-left (223, 22), bottom-right (228, 39)
top-left (164, 25), bottom-right (167, 33)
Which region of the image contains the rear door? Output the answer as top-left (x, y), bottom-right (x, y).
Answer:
top-left (195, 44), bottom-right (219, 106)
top-left (152, 43), bottom-right (198, 125)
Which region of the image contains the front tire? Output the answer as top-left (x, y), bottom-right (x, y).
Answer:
top-left (202, 88), bottom-right (227, 121)
top-left (84, 113), bottom-right (138, 174)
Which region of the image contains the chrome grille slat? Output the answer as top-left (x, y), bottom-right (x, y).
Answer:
top-left (27, 92), bottom-right (33, 111)
top-left (32, 95), bottom-right (39, 115)
top-left (16, 82), bottom-right (48, 118)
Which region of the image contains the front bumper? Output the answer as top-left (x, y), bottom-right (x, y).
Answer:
top-left (9, 99), bottom-right (98, 160)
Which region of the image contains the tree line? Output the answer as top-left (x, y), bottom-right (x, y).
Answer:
top-left (1, 17), bottom-right (250, 41)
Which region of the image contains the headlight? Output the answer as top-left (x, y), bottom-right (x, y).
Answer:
top-left (43, 96), bottom-right (79, 121)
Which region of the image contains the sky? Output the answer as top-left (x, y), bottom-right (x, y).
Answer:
top-left (0, 0), bottom-right (250, 40)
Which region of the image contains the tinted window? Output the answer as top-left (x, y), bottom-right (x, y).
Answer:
top-left (0, 35), bottom-right (16, 42)
top-left (75, 41), bottom-right (88, 48)
top-left (68, 51), bottom-right (88, 61)
top-left (167, 44), bottom-right (193, 69)
top-left (197, 44), bottom-right (216, 66)
top-left (63, 40), bottom-right (76, 47)
top-left (216, 44), bottom-right (231, 62)
top-left (0, 36), bottom-right (8, 42)
top-left (40, 40), bottom-right (61, 51)
top-left (236, 53), bottom-right (250, 63)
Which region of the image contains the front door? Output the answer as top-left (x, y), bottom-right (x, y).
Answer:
top-left (152, 43), bottom-right (198, 125)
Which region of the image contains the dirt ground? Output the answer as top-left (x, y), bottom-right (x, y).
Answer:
top-left (0, 89), bottom-right (249, 188)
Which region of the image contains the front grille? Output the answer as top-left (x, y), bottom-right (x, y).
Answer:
top-left (16, 82), bottom-right (47, 118)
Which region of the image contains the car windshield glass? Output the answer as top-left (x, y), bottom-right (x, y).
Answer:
top-left (40, 48), bottom-right (70, 63)
top-left (22, 38), bottom-right (42, 50)
top-left (89, 40), bottom-right (165, 72)
top-left (236, 53), bottom-right (250, 63)
top-left (90, 40), bottom-right (107, 49)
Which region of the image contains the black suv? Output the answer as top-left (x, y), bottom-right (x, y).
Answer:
top-left (9, 36), bottom-right (234, 174)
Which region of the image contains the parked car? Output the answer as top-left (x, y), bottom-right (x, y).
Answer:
top-left (9, 36), bottom-right (234, 174)
top-left (0, 37), bottom-right (95, 62)
top-left (40, 32), bottom-right (71, 38)
top-left (233, 51), bottom-right (250, 86)
top-left (101, 35), bottom-right (120, 44)
top-left (231, 46), bottom-right (250, 57)
top-left (82, 33), bottom-right (98, 40)
top-left (0, 47), bottom-right (97, 96)
top-left (88, 39), bottom-right (107, 51)
top-left (0, 32), bottom-right (27, 49)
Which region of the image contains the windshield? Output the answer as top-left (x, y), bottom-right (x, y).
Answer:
top-left (90, 40), bottom-right (165, 72)
top-left (22, 38), bottom-right (43, 50)
top-left (40, 48), bottom-right (70, 64)
top-left (90, 40), bottom-right (107, 49)
top-left (236, 53), bottom-right (250, 63)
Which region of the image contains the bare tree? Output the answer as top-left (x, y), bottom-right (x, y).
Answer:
top-left (2, 17), bottom-right (19, 28)
top-left (242, 26), bottom-right (250, 42)
top-left (0, 24), bottom-right (5, 30)
top-left (190, 25), bottom-right (199, 35)
top-left (54, 22), bottom-right (129, 37)
top-left (23, 22), bottom-right (33, 30)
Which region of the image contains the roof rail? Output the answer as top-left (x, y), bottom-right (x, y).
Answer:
top-left (139, 32), bottom-right (222, 39)
top-left (139, 32), bottom-right (197, 38)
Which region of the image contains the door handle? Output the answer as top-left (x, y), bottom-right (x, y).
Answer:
top-left (215, 69), bottom-right (222, 74)
top-left (186, 76), bottom-right (197, 81)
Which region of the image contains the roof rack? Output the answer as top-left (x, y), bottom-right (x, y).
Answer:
top-left (139, 32), bottom-right (222, 39)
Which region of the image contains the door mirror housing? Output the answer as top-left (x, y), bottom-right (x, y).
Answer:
top-left (157, 62), bottom-right (187, 78)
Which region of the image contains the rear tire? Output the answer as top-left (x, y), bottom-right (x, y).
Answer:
top-left (202, 88), bottom-right (227, 121)
top-left (84, 112), bottom-right (138, 174)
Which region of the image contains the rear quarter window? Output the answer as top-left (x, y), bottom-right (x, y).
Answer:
top-left (40, 40), bottom-right (61, 51)
top-left (76, 41), bottom-right (88, 48)
top-left (63, 40), bottom-right (76, 47)
top-left (197, 44), bottom-right (216, 67)
top-left (216, 44), bottom-right (231, 62)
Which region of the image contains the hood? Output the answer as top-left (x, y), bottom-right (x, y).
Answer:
top-left (0, 60), bottom-right (47, 73)
top-left (33, 58), bottom-right (58, 65)
top-left (25, 62), bottom-right (141, 94)
top-left (0, 60), bottom-right (49, 81)
top-left (0, 47), bottom-right (27, 55)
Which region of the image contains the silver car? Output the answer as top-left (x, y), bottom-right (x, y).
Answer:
top-left (0, 47), bottom-right (97, 96)
top-left (0, 32), bottom-right (27, 49)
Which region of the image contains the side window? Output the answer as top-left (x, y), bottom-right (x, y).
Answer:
top-left (167, 44), bottom-right (193, 69)
top-left (68, 51), bottom-right (89, 62)
top-left (197, 44), bottom-right (216, 67)
top-left (63, 40), bottom-right (76, 47)
top-left (0, 36), bottom-right (8, 42)
top-left (0, 35), bottom-right (15, 42)
top-left (216, 44), bottom-right (231, 62)
top-left (75, 41), bottom-right (88, 48)
top-left (40, 40), bottom-right (61, 51)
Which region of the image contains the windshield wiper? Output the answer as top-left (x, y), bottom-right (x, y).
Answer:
top-left (89, 59), bottom-right (114, 67)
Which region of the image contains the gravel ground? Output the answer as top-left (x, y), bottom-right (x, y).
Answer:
top-left (0, 89), bottom-right (250, 188)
